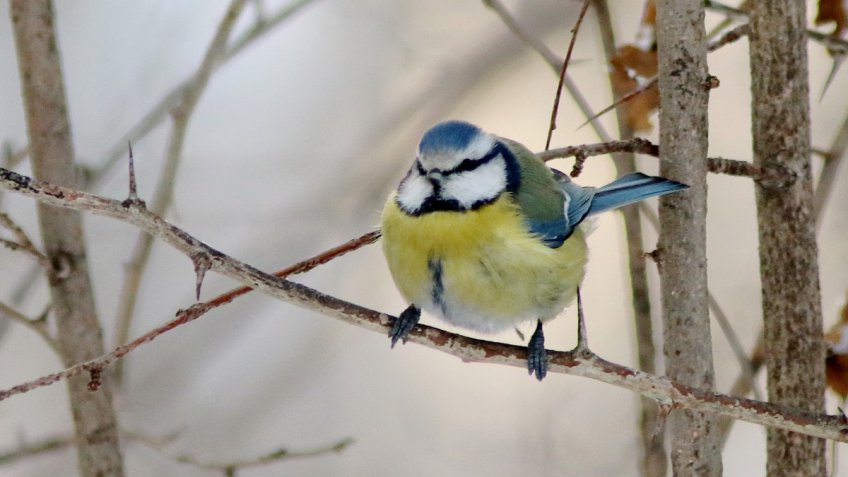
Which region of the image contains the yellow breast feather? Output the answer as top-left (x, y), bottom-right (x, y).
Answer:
top-left (381, 193), bottom-right (587, 333)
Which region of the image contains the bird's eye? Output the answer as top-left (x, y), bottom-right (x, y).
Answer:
top-left (454, 158), bottom-right (479, 174)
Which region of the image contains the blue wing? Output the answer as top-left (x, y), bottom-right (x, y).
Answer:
top-left (587, 172), bottom-right (688, 216)
top-left (538, 171), bottom-right (688, 248)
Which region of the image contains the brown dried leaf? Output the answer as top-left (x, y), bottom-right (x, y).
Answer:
top-left (635, 0), bottom-right (656, 51)
top-left (825, 293), bottom-right (848, 399)
top-left (816, 0), bottom-right (848, 38)
top-left (610, 45), bottom-right (659, 132)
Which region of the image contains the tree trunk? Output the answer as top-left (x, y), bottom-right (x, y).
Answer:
top-left (10, 1), bottom-right (125, 475)
top-left (748, 1), bottom-right (826, 476)
top-left (656, 1), bottom-right (722, 475)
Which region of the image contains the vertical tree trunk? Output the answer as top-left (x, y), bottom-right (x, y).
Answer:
top-left (593, 3), bottom-right (666, 475)
top-left (655, 1), bottom-right (722, 475)
top-left (748, 2), bottom-right (826, 476)
top-left (10, 1), bottom-right (125, 476)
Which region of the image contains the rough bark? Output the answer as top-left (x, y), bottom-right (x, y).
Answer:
top-left (748, 1), bottom-right (826, 476)
top-left (9, 1), bottom-right (125, 475)
top-left (655, 1), bottom-right (722, 475)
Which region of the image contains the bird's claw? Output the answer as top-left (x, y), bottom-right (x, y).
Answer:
top-left (527, 320), bottom-right (547, 381)
top-left (390, 305), bottom-right (421, 347)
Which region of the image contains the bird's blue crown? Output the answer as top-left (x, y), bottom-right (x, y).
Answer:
top-left (418, 120), bottom-right (482, 155)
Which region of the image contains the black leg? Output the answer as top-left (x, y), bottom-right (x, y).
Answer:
top-left (527, 319), bottom-right (547, 380)
top-left (390, 305), bottom-right (420, 347)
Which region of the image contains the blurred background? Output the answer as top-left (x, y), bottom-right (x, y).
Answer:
top-left (0, 0), bottom-right (846, 475)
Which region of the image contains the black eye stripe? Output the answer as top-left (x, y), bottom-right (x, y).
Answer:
top-left (432, 143), bottom-right (504, 177)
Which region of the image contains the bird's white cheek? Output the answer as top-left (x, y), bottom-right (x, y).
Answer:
top-left (396, 174), bottom-right (433, 212)
top-left (441, 161), bottom-right (507, 208)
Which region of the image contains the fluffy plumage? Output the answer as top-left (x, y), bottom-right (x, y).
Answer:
top-left (382, 120), bottom-right (688, 379)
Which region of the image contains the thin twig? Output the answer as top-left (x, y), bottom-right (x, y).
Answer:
top-left (539, 140), bottom-right (796, 185)
top-left (704, 0), bottom-right (848, 55)
top-left (2, 169), bottom-right (848, 443)
top-left (538, 138), bottom-right (658, 161)
top-left (88, 0), bottom-right (321, 185)
top-left (580, 23), bottom-right (750, 130)
top-left (0, 301), bottom-right (58, 354)
top-left (482, 0), bottom-right (613, 142)
top-left (545, 0), bottom-right (592, 150)
top-left (0, 212), bottom-right (50, 268)
top-left (0, 142), bottom-right (28, 208)
top-left (814, 111), bottom-right (848, 227)
top-left (2, 0), bottom-right (323, 353)
top-left (112, 0), bottom-right (249, 382)
top-left (0, 434), bottom-right (75, 465)
top-left (708, 293), bottom-right (761, 401)
top-left (132, 434), bottom-right (353, 473)
top-left (119, 229), bottom-right (380, 351)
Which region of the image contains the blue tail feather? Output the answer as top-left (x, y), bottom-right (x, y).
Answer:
top-left (587, 172), bottom-right (688, 216)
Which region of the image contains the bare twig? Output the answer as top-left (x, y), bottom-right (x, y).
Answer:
top-left (539, 139), bottom-right (796, 185)
top-left (482, 0), bottom-right (614, 142)
top-left (132, 434), bottom-right (353, 474)
top-left (545, 0), bottom-right (592, 150)
top-left (2, 169), bottom-right (848, 443)
top-left (581, 23), bottom-right (750, 130)
top-left (0, 142), bottom-right (28, 208)
top-left (0, 212), bottom-right (50, 268)
top-left (0, 434), bottom-right (75, 466)
top-left (705, 0), bottom-right (848, 55)
top-left (88, 0), bottom-right (321, 185)
top-left (112, 0), bottom-right (249, 382)
top-left (0, 301), bottom-right (58, 354)
top-left (538, 138), bottom-right (658, 161)
top-left (708, 294), bottom-right (761, 401)
top-left (814, 112), bottom-right (848, 227)
top-left (707, 157), bottom-right (796, 187)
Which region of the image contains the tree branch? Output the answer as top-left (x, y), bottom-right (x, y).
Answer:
top-left (131, 434), bottom-right (353, 474)
top-left (112, 0), bottom-right (249, 384)
top-left (2, 168), bottom-right (848, 443)
top-left (0, 301), bottom-right (58, 355)
top-left (87, 0), bottom-right (321, 185)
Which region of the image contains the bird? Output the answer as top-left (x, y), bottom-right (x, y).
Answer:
top-left (381, 120), bottom-right (688, 380)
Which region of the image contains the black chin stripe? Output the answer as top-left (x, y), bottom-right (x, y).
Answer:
top-left (396, 195), bottom-right (498, 216)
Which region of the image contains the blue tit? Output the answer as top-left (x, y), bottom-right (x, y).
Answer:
top-left (381, 120), bottom-right (687, 380)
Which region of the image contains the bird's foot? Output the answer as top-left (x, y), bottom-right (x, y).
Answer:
top-left (389, 305), bottom-right (420, 347)
top-left (527, 319), bottom-right (547, 381)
